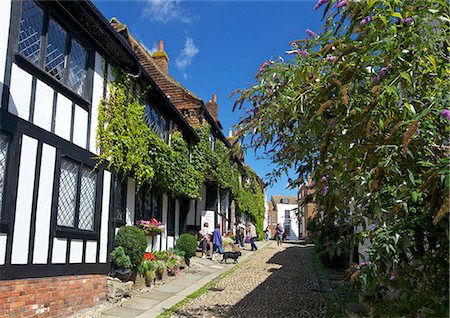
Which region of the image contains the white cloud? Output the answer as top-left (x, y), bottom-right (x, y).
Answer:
top-left (143, 0), bottom-right (194, 24)
top-left (175, 37), bottom-right (199, 71)
top-left (148, 43), bottom-right (159, 55)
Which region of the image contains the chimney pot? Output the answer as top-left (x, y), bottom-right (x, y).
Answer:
top-left (158, 40), bottom-right (164, 52)
top-left (228, 129), bottom-right (233, 138)
top-left (212, 93), bottom-right (217, 103)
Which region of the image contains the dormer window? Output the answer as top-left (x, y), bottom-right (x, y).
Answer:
top-left (281, 198), bottom-right (290, 204)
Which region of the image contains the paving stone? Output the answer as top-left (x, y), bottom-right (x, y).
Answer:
top-left (102, 307), bottom-right (143, 318)
top-left (121, 297), bottom-right (159, 310)
top-left (140, 291), bottom-right (175, 301)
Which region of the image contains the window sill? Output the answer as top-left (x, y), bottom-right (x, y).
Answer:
top-left (55, 227), bottom-right (98, 240)
top-left (14, 54), bottom-right (90, 111)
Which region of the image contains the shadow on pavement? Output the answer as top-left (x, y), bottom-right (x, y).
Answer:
top-left (175, 244), bottom-right (326, 318)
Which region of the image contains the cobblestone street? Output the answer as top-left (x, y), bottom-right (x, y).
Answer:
top-left (171, 242), bottom-right (326, 318)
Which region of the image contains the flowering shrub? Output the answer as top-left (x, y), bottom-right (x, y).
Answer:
top-left (136, 218), bottom-right (165, 235)
top-left (233, 0), bottom-right (449, 316)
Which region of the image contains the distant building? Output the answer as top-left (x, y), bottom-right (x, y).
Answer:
top-left (298, 178), bottom-right (316, 237)
top-left (268, 196), bottom-right (299, 240)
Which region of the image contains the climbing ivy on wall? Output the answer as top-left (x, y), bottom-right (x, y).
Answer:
top-left (97, 70), bottom-right (265, 228)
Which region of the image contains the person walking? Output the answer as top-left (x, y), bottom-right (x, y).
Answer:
top-left (237, 222), bottom-right (245, 248)
top-left (212, 223), bottom-right (223, 261)
top-left (199, 222), bottom-right (212, 258)
top-left (264, 226), bottom-right (271, 241)
top-left (275, 223), bottom-right (284, 249)
top-left (247, 222), bottom-right (258, 251)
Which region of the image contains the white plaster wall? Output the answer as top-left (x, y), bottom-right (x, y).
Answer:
top-left (85, 240), bottom-right (97, 263)
top-left (73, 105), bottom-right (88, 149)
top-left (90, 53), bottom-right (105, 154)
top-left (8, 64), bottom-right (32, 119)
top-left (33, 80), bottom-right (54, 131)
top-left (167, 236), bottom-right (174, 250)
top-left (11, 135), bottom-right (37, 264)
top-left (33, 144), bottom-right (56, 264)
top-left (99, 171), bottom-right (111, 263)
top-left (69, 239), bottom-right (83, 263)
top-left (126, 177), bottom-right (135, 226)
top-left (52, 238), bottom-right (67, 264)
top-left (0, 0), bottom-right (11, 99)
top-left (160, 194), bottom-right (168, 251)
top-left (54, 94), bottom-right (72, 140)
top-left (0, 233), bottom-right (7, 265)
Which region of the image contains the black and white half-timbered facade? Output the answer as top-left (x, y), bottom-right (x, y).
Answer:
top-left (0, 0), bottom-right (200, 316)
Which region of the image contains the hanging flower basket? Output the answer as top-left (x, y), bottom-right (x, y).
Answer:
top-left (136, 218), bottom-right (165, 236)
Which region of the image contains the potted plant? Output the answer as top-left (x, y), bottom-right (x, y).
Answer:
top-left (138, 258), bottom-right (157, 287)
top-left (110, 246), bottom-right (132, 282)
top-left (136, 218), bottom-right (165, 237)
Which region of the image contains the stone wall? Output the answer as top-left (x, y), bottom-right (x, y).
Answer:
top-left (0, 274), bottom-right (107, 317)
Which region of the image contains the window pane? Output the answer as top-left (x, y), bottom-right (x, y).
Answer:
top-left (0, 134), bottom-right (8, 218)
top-left (45, 19), bottom-right (67, 81)
top-left (113, 177), bottom-right (125, 221)
top-left (57, 159), bottom-right (78, 227)
top-left (67, 38), bottom-right (87, 96)
top-left (78, 167), bottom-right (96, 231)
top-left (18, 0), bottom-right (44, 64)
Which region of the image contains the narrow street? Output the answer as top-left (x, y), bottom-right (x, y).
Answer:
top-left (171, 242), bottom-right (326, 318)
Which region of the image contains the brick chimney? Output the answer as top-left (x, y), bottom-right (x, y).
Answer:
top-left (206, 93), bottom-right (219, 123)
top-left (153, 40), bottom-right (169, 73)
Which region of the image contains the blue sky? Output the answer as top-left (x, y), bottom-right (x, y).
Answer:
top-left (93, 0), bottom-right (324, 199)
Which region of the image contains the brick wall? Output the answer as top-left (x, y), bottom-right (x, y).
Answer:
top-left (0, 274), bottom-right (107, 318)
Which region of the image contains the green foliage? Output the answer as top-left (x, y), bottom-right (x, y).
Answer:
top-left (109, 246), bottom-right (132, 269)
top-left (115, 226), bottom-right (147, 269)
top-left (97, 72), bottom-right (204, 199)
top-left (234, 0), bottom-right (449, 316)
top-left (175, 233), bottom-right (198, 260)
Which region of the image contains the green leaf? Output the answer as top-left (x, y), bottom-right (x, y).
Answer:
top-left (391, 12), bottom-right (404, 20)
top-left (408, 169), bottom-right (416, 186)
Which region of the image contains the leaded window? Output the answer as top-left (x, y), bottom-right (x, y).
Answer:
top-left (0, 134), bottom-right (9, 219)
top-left (113, 174), bottom-right (126, 223)
top-left (135, 186), bottom-right (162, 222)
top-left (56, 158), bottom-right (96, 231)
top-left (145, 102), bottom-right (170, 143)
top-left (17, 0), bottom-right (89, 97)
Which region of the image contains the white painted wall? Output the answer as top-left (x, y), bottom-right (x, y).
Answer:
top-left (276, 203), bottom-right (299, 240)
top-left (69, 239), bottom-right (83, 263)
top-left (161, 194), bottom-right (168, 251)
top-left (8, 64), bottom-right (32, 119)
top-left (167, 236), bottom-right (174, 250)
top-left (33, 144), bottom-right (56, 264)
top-left (85, 240), bottom-right (97, 263)
top-left (11, 135), bottom-right (37, 264)
top-left (33, 80), bottom-right (54, 131)
top-left (99, 171), bottom-right (111, 263)
top-left (54, 94), bottom-right (72, 140)
top-left (90, 53), bottom-right (105, 154)
top-left (73, 105), bottom-right (88, 149)
top-left (0, 0), bottom-right (11, 99)
top-left (0, 233), bottom-right (7, 265)
top-left (126, 177), bottom-right (135, 226)
top-left (52, 238), bottom-right (67, 264)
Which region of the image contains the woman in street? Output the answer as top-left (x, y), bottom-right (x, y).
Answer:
top-left (264, 226), bottom-right (271, 241)
top-left (247, 222), bottom-right (258, 251)
top-left (275, 223), bottom-right (284, 249)
top-left (212, 223), bottom-right (223, 261)
top-left (199, 222), bottom-right (212, 258)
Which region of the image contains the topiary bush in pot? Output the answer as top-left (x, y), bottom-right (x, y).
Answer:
top-left (175, 233), bottom-right (197, 266)
top-left (115, 226), bottom-right (147, 269)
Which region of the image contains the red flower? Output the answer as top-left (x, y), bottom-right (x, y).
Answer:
top-left (144, 252), bottom-right (155, 261)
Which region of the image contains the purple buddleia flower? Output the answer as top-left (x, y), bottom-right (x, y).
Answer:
top-left (390, 269), bottom-right (398, 281)
top-left (258, 61), bottom-right (270, 74)
top-left (401, 17), bottom-right (413, 25)
top-left (321, 176), bottom-right (328, 181)
top-left (299, 50), bottom-right (308, 57)
top-left (360, 15), bottom-right (372, 25)
top-left (360, 260), bottom-right (371, 266)
top-left (306, 29), bottom-right (318, 39)
top-left (323, 186), bottom-right (329, 196)
top-left (440, 109), bottom-right (450, 120)
top-left (380, 66), bottom-right (389, 76)
top-left (287, 49), bottom-right (308, 57)
top-left (314, 0), bottom-right (330, 10)
top-left (326, 55), bottom-right (337, 62)
top-left (335, 0), bottom-right (347, 8)
top-left (329, 118), bottom-right (337, 127)
top-left (371, 76), bottom-right (380, 84)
